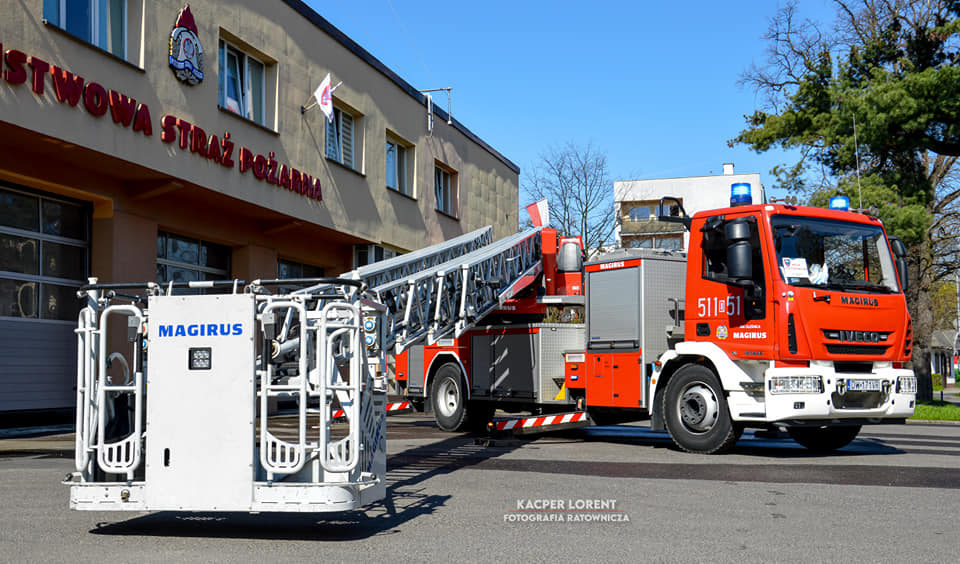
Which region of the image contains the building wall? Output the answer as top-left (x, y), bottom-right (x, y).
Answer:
top-left (0, 0), bottom-right (519, 412)
top-left (613, 166), bottom-right (765, 251)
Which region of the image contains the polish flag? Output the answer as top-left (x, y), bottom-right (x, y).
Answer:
top-left (525, 199), bottom-right (549, 227)
top-left (314, 73), bottom-right (335, 123)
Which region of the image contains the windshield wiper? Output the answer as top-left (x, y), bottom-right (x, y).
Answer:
top-left (786, 281), bottom-right (895, 293)
top-left (816, 281), bottom-right (895, 293)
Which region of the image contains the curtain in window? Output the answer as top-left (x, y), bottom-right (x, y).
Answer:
top-left (386, 141), bottom-right (398, 189)
top-left (326, 110), bottom-right (341, 161)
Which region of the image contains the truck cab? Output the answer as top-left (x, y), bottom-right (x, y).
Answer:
top-left (651, 194), bottom-right (917, 453)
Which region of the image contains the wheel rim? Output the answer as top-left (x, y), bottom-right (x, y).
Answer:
top-left (676, 382), bottom-right (719, 434)
top-left (436, 378), bottom-right (460, 418)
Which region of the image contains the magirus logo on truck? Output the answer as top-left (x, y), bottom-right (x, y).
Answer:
top-left (156, 322), bottom-right (243, 337)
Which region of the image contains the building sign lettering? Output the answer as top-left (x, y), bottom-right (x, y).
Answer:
top-left (0, 41), bottom-right (322, 201)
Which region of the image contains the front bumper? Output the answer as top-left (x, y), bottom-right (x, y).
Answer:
top-left (732, 364), bottom-right (916, 424)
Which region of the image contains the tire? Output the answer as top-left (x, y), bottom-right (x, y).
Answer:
top-left (662, 364), bottom-right (739, 454)
top-left (430, 364), bottom-right (468, 432)
top-left (787, 425), bottom-right (861, 452)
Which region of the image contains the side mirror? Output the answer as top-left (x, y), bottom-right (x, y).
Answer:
top-left (726, 218), bottom-right (753, 283)
top-left (658, 197), bottom-right (691, 230)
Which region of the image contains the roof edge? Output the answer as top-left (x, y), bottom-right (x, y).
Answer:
top-left (281, 0), bottom-right (520, 174)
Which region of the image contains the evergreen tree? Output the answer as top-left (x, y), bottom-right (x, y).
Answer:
top-left (735, 0), bottom-right (960, 400)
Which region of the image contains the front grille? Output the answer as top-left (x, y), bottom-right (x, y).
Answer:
top-left (822, 329), bottom-right (890, 343)
top-left (826, 344), bottom-right (889, 355)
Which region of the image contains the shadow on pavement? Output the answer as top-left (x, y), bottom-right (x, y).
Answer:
top-left (89, 433), bottom-right (527, 540)
top-left (550, 425), bottom-right (909, 458)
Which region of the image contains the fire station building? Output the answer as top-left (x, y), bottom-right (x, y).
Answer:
top-left (0, 1), bottom-right (520, 414)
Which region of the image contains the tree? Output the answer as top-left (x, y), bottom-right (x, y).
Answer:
top-left (521, 141), bottom-right (616, 258)
top-left (734, 0), bottom-right (960, 400)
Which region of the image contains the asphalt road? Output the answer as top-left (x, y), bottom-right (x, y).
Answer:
top-left (2, 416), bottom-right (959, 563)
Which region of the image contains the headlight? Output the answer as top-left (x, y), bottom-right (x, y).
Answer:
top-left (769, 376), bottom-right (823, 394)
top-left (896, 375), bottom-right (917, 394)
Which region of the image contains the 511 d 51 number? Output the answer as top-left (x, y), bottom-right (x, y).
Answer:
top-left (697, 296), bottom-right (741, 317)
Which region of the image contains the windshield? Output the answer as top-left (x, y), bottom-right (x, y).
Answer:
top-left (771, 215), bottom-right (899, 293)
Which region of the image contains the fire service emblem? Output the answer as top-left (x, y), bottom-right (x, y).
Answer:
top-left (168, 5), bottom-right (204, 85)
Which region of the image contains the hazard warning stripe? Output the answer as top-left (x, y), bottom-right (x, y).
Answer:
top-left (332, 401), bottom-right (411, 419)
top-left (493, 411), bottom-right (588, 432)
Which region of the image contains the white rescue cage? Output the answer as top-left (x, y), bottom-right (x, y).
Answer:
top-left (66, 277), bottom-right (388, 512)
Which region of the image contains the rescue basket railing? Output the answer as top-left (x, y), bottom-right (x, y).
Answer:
top-left (95, 304), bottom-right (144, 480)
top-left (73, 279), bottom-right (244, 482)
top-left (316, 301), bottom-right (362, 473)
top-left (258, 299), bottom-right (309, 479)
top-left (251, 278), bottom-right (376, 482)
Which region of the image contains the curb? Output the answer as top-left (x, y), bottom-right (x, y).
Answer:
top-left (906, 419), bottom-right (960, 426)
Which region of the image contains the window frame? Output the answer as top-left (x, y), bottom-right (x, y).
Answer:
top-left (156, 231), bottom-right (231, 294)
top-left (629, 206), bottom-right (652, 222)
top-left (277, 258), bottom-right (325, 292)
top-left (386, 134), bottom-right (412, 197)
top-left (434, 164), bottom-right (457, 216)
top-left (625, 234), bottom-right (684, 250)
top-left (327, 106), bottom-right (358, 170)
top-left (218, 39), bottom-right (266, 126)
top-left (353, 244), bottom-right (398, 269)
top-left (0, 185), bottom-right (90, 322)
top-left (44, 0), bottom-right (127, 59)
top-left (277, 258), bottom-right (325, 279)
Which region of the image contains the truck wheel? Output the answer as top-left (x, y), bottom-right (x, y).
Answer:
top-left (662, 364), bottom-right (738, 454)
top-left (787, 425), bottom-right (861, 452)
top-left (430, 364), bottom-right (468, 432)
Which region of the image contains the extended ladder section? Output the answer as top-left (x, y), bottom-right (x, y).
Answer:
top-left (369, 227), bottom-right (544, 353)
top-left (342, 226), bottom-right (494, 290)
top-left (68, 278), bottom-right (388, 513)
top-left (274, 226), bottom-right (545, 354)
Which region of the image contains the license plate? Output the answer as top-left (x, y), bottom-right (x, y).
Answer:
top-left (845, 378), bottom-right (883, 392)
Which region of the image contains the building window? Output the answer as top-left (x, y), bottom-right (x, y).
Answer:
top-left (277, 259), bottom-right (325, 292)
top-left (623, 199), bottom-right (683, 223)
top-left (218, 40), bottom-right (265, 126)
top-left (434, 164), bottom-right (457, 216)
top-left (0, 186), bottom-right (89, 321)
top-left (626, 235), bottom-right (683, 251)
top-left (326, 107), bottom-right (358, 170)
top-left (628, 206), bottom-right (653, 222)
top-left (354, 244), bottom-right (398, 269)
top-left (386, 136), bottom-right (412, 196)
top-left (44, 0), bottom-right (126, 58)
top-left (156, 232), bottom-right (230, 293)
top-left (278, 259), bottom-right (324, 279)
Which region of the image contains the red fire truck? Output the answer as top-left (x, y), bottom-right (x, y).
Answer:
top-left (394, 190), bottom-right (917, 453)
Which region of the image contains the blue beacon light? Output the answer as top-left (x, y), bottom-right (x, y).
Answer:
top-left (730, 183), bottom-right (752, 206)
top-left (829, 196), bottom-right (850, 211)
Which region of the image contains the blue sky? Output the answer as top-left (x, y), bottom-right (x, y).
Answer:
top-left (308, 0), bottom-right (837, 202)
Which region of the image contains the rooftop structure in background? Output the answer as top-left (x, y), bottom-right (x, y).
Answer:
top-left (613, 163), bottom-right (765, 251)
